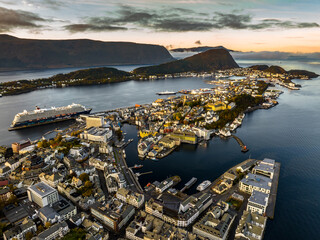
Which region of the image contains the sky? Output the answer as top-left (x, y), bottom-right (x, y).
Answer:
top-left (0, 0), bottom-right (319, 52)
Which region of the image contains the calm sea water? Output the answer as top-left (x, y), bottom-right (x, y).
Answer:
top-left (0, 60), bottom-right (319, 239)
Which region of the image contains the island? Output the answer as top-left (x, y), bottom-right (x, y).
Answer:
top-left (0, 49), bottom-right (317, 97)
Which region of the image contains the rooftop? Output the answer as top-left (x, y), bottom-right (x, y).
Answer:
top-left (28, 181), bottom-right (57, 197)
top-left (241, 173), bottom-right (272, 190)
top-left (248, 190), bottom-right (269, 206)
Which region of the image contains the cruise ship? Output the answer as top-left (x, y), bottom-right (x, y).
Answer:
top-left (9, 103), bottom-right (91, 130)
top-left (196, 180), bottom-right (211, 191)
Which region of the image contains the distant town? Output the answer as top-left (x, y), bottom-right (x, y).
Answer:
top-left (3, 64), bottom-right (316, 240)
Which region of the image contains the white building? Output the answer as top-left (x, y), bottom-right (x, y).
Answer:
top-left (116, 188), bottom-right (145, 208)
top-left (27, 182), bottom-right (59, 208)
top-left (247, 190), bottom-right (269, 215)
top-left (36, 221), bottom-right (69, 240)
top-left (239, 173), bottom-right (272, 194)
top-left (80, 127), bottom-right (112, 143)
top-left (252, 158), bottom-right (275, 179)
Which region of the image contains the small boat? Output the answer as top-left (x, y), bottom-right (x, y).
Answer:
top-left (151, 157), bottom-right (158, 161)
top-left (133, 164), bottom-right (143, 169)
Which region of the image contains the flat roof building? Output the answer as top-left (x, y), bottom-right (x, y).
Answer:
top-left (247, 190), bottom-right (269, 215)
top-left (239, 173), bottom-right (272, 194)
top-left (252, 158), bottom-right (275, 179)
top-left (27, 182), bottom-right (59, 208)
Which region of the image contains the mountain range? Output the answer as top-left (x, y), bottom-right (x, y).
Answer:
top-left (0, 35), bottom-right (174, 71)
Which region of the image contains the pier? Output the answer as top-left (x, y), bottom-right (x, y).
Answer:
top-left (266, 162), bottom-right (281, 219)
top-left (136, 171), bottom-right (153, 177)
top-left (180, 177), bottom-right (197, 192)
top-left (231, 135), bottom-right (249, 152)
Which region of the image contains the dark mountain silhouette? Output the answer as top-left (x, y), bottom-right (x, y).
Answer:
top-left (133, 49), bottom-right (239, 75)
top-left (0, 34), bottom-right (174, 71)
top-left (170, 46), bottom-right (234, 52)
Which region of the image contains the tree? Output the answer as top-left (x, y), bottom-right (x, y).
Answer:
top-left (25, 231), bottom-right (34, 240)
top-left (79, 173), bottom-right (89, 182)
top-left (84, 181), bottom-right (92, 189)
top-left (45, 222), bottom-right (51, 229)
top-left (36, 225), bottom-right (44, 234)
top-left (82, 189), bottom-right (92, 197)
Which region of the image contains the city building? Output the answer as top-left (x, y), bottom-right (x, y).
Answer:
top-left (170, 131), bottom-right (197, 144)
top-left (27, 182), bottom-right (59, 208)
top-left (116, 188), bottom-right (145, 208)
top-left (193, 202), bottom-right (236, 240)
top-left (126, 210), bottom-right (198, 240)
top-left (247, 190), bottom-right (269, 215)
top-left (3, 219), bottom-right (36, 240)
top-left (0, 187), bottom-right (13, 201)
top-left (39, 173), bottom-right (64, 188)
top-left (35, 221), bottom-right (69, 240)
top-left (145, 193), bottom-right (212, 227)
top-left (235, 210), bottom-right (267, 240)
top-left (252, 158), bottom-right (275, 179)
top-left (90, 199), bottom-right (135, 232)
top-left (80, 126), bottom-right (113, 143)
top-left (85, 116), bottom-right (104, 128)
top-left (155, 178), bottom-right (173, 193)
top-left (239, 173), bottom-right (272, 194)
top-left (11, 140), bottom-right (31, 154)
top-left (38, 198), bottom-right (77, 224)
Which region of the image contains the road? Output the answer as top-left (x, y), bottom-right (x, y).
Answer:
top-left (113, 146), bottom-right (144, 193)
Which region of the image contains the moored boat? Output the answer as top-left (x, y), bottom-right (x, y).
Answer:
top-left (196, 180), bottom-right (211, 191)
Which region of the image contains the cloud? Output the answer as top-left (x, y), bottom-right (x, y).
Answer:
top-left (195, 40), bottom-right (202, 45)
top-left (64, 23), bottom-right (127, 32)
top-left (64, 5), bottom-right (320, 33)
top-left (0, 7), bottom-right (46, 32)
top-left (22, 0), bottom-right (65, 9)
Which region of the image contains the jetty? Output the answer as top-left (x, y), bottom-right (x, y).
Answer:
top-left (136, 171), bottom-right (153, 177)
top-left (266, 162), bottom-right (281, 219)
top-left (180, 177), bottom-right (197, 192)
top-left (231, 135), bottom-right (249, 152)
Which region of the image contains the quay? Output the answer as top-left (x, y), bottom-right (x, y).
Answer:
top-left (180, 177), bottom-right (197, 192)
top-left (266, 162), bottom-right (281, 219)
top-left (136, 171), bottom-right (153, 177)
top-left (231, 135), bottom-right (249, 152)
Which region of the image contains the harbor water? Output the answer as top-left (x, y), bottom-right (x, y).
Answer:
top-left (0, 60), bottom-right (320, 239)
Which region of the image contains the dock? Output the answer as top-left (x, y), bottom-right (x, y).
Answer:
top-left (266, 162), bottom-right (281, 219)
top-left (180, 177), bottom-right (197, 192)
top-left (136, 171), bottom-right (153, 177)
top-left (231, 135), bottom-right (249, 152)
